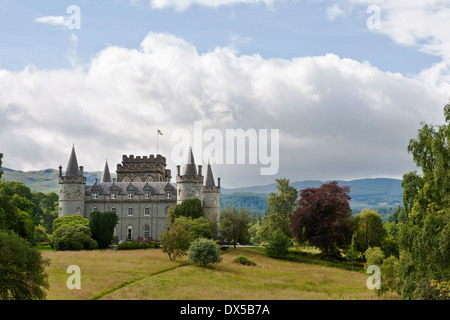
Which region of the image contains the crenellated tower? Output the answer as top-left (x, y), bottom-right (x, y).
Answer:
top-left (58, 146), bottom-right (86, 217)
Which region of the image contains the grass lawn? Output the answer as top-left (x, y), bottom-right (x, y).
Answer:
top-left (42, 246), bottom-right (396, 300)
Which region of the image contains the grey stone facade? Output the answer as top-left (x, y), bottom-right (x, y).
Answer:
top-left (58, 145), bottom-right (220, 242)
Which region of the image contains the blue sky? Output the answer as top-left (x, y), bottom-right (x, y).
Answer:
top-left (0, 0), bottom-right (449, 187)
top-left (0, 0), bottom-right (439, 73)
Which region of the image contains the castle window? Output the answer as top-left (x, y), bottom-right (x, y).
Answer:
top-left (144, 207), bottom-right (150, 216)
top-left (127, 226), bottom-right (133, 241)
top-left (111, 193), bottom-right (116, 200)
top-left (127, 207), bottom-right (133, 216)
top-left (92, 193), bottom-right (98, 199)
top-left (145, 193), bottom-right (150, 199)
top-left (92, 207), bottom-right (98, 212)
top-left (111, 207), bottom-right (116, 213)
top-left (144, 225), bottom-right (150, 238)
top-left (128, 193), bottom-right (133, 200)
top-left (166, 193), bottom-right (171, 199)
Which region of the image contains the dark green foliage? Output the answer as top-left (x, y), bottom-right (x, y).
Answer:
top-left (16, 209), bottom-right (36, 244)
top-left (188, 238), bottom-right (222, 267)
top-left (220, 207), bottom-right (251, 249)
top-left (89, 211), bottom-right (119, 249)
top-left (265, 229), bottom-right (291, 258)
top-left (220, 192), bottom-right (268, 216)
top-left (0, 153), bottom-right (3, 179)
top-left (52, 224), bottom-right (98, 251)
top-left (116, 240), bottom-right (160, 250)
top-left (233, 255), bottom-right (256, 266)
top-left (0, 230), bottom-right (49, 300)
top-left (168, 198), bottom-right (205, 224)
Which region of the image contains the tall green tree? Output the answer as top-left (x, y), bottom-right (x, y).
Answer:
top-left (89, 211), bottom-right (119, 249)
top-left (0, 230), bottom-right (49, 299)
top-left (352, 209), bottom-right (386, 256)
top-left (220, 207), bottom-right (251, 249)
top-left (398, 103), bottom-right (450, 299)
top-left (259, 178), bottom-right (298, 240)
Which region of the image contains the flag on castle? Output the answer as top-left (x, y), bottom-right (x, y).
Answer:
top-left (158, 130), bottom-right (163, 135)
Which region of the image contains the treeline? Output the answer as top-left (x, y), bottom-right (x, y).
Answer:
top-left (220, 192), bottom-right (268, 216)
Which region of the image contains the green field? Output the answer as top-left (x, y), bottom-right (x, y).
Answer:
top-left (41, 247), bottom-right (395, 300)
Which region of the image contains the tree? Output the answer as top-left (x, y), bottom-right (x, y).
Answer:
top-left (0, 230), bottom-right (49, 299)
top-left (188, 238), bottom-right (222, 267)
top-left (398, 103), bottom-right (450, 299)
top-left (291, 181), bottom-right (353, 260)
top-left (259, 178), bottom-right (297, 240)
top-left (89, 211), bottom-right (119, 249)
top-left (345, 234), bottom-right (359, 271)
top-left (52, 224), bottom-right (98, 251)
top-left (0, 153), bottom-right (3, 179)
top-left (172, 216), bottom-right (214, 240)
top-left (167, 198), bottom-right (205, 225)
top-left (265, 229), bottom-right (291, 258)
top-left (220, 207), bottom-right (251, 249)
top-left (160, 226), bottom-right (192, 261)
top-left (352, 209), bottom-right (386, 256)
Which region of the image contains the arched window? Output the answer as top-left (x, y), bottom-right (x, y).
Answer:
top-left (144, 225), bottom-right (150, 238)
top-left (144, 207), bottom-right (150, 216)
top-left (127, 207), bottom-right (133, 216)
top-left (92, 207), bottom-right (98, 212)
top-left (127, 225), bottom-right (133, 241)
top-left (111, 207), bottom-right (116, 213)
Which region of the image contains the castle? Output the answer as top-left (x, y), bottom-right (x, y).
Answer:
top-left (58, 145), bottom-right (220, 241)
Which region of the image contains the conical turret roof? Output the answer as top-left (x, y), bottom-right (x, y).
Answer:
top-left (203, 161), bottom-right (215, 187)
top-left (101, 160), bottom-right (112, 183)
top-left (65, 145), bottom-right (79, 178)
top-left (182, 145), bottom-right (197, 176)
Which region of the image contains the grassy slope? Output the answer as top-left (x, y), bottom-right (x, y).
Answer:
top-left (42, 247), bottom-right (391, 300)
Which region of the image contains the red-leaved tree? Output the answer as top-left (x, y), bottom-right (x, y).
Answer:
top-left (290, 181), bottom-right (353, 260)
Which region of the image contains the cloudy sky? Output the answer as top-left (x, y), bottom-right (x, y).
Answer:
top-left (0, 0), bottom-right (449, 188)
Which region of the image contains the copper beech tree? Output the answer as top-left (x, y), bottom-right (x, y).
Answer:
top-left (290, 181), bottom-right (353, 260)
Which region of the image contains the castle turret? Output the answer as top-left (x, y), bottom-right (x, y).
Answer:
top-left (202, 161), bottom-right (221, 228)
top-left (176, 146), bottom-right (203, 205)
top-left (101, 160), bottom-right (112, 183)
top-left (58, 146), bottom-right (86, 217)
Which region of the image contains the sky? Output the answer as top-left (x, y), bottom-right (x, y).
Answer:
top-left (0, 0), bottom-right (449, 188)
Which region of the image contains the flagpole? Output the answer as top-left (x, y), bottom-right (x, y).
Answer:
top-left (157, 130), bottom-right (159, 155)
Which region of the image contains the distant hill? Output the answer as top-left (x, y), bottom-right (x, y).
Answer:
top-left (1, 167), bottom-right (402, 220)
top-left (0, 167), bottom-right (110, 194)
top-left (220, 178), bottom-right (403, 220)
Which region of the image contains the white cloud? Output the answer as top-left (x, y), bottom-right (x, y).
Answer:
top-left (0, 32), bottom-right (447, 187)
top-left (34, 15), bottom-right (67, 27)
top-left (148, 0), bottom-right (277, 11)
top-left (326, 4), bottom-right (346, 20)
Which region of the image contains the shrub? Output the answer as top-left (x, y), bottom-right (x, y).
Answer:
top-left (265, 229), bottom-right (291, 258)
top-left (52, 224), bottom-right (98, 251)
top-left (89, 211), bottom-right (119, 249)
top-left (233, 255), bottom-right (256, 266)
top-left (364, 246), bottom-right (385, 271)
top-left (116, 240), bottom-right (160, 250)
top-left (188, 238), bottom-right (222, 267)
